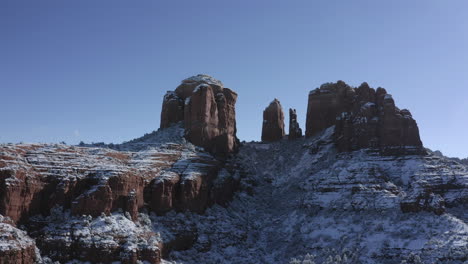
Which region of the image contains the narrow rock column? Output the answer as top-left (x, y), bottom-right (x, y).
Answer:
top-left (261, 99), bottom-right (285, 142)
top-left (288, 108), bottom-right (302, 140)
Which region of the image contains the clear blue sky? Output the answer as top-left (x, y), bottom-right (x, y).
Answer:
top-left (1, 0), bottom-right (467, 158)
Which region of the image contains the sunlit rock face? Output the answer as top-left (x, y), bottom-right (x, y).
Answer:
top-left (0, 132), bottom-right (241, 263)
top-left (261, 99), bottom-right (285, 142)
top-left (160, 74), bottom-right (239, 156)
top-left (306, 81), bottom-right (423, 155)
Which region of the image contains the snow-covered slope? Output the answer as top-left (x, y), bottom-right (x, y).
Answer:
top-left (157, 127), bottom-right (467, 264)
top-left (1, 126), bottom-right (467, 264)
top-left (0, 125), bottom-right (240, 264)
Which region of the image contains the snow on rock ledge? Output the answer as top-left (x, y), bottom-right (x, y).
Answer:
top-left (0, 136), bottom-right (241, 263)
top-left (0, 215), bottom-right (38, 264)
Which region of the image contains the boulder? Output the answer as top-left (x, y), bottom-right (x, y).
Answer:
top-left (288, 108), bottom-right (302, 140)
top-left (261, 99), bottom-right (285, 142)
top-left (306, 81), bottom-right (424, 155)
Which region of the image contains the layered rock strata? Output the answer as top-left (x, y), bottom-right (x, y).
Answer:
top-left (160, 75), bottom-right (239, 156)
top-left (261, 99), bottom-right (285, 142)
top-left (245, 127), bottom-right (467, 216)
top-left (0, 140), bottom-right (240, 263)
top-left (0, 215), bottom-right (37, 264)
top-left (306, 81), bottom-right (423, 155)
top-left (288, 108), bottom-right (302, 140)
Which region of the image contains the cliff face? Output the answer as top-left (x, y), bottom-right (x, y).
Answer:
top-left (306, 81), bottom-right (423, 155)
top-left (0, 130), bottom-right (241, 263)
top-left (160, 75), bottom-right (239, 156)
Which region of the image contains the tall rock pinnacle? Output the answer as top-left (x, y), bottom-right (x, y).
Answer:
top-left (288, 108), bottom-right (302, 140)
top-left (261, 99), bottom-right (285, 142)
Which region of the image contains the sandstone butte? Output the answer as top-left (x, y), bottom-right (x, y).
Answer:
top-left (160, 74), bottom-right (239, 157)
top-left (306, 81), bottom-right (423, 155)
top-left (1, 75), bottom-right (459, 264)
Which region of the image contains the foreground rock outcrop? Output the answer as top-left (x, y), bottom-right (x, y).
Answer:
top-left (261, 99), bottom-right (285, 142)
top-left (0, 215), bottom-right (37, 264)
top-left (288, 108), bottom-right (302, 140)
top-left (306, 81), bottom-right (423, 155)
top-left (0, 128), bottom-right (241, 263)
top-left (160, 75), bottom-right (239, 156)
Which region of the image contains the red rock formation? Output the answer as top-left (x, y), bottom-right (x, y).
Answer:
top-left (0, 169), bottom-right (48, 224)
top-left (0, 215), bottom-right (37, 264)
top-left (160, 75), bottom-right (239, 156)
top-left (288, 108), bottom-right (302, 140)
top-left (184, 84), bottom-right (220, 151)
top-left (306, 81), bottom-right (424, 155)
top-left (150, 172), bottom-right (180, 215)
top-left (0, 141), bottom-right (241, 263)
top-left (261, 99), bottom-right (285, 142)
top-left (71, 184), bottom-right (113, 218)
top-left (160, 92), bottom-right (184, 129)
top-left (305, 81), bottom-right (354, 137)
top-left (175, 75), bottom-right (223, 99)
top-left (176, 165), bottom-right (219, 213)
top-left (214, 88), bottom-right (239, 155)
top-left (35, 212), bottom-right (163, 264)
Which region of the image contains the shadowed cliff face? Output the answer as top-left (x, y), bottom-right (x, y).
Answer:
top-left (160, 75), bottom-right (239, 157)
top-left (288, 108), bottom-right (303, 140)
top-left (306, 81), bottom-right (423, 155)
top-left (261, 99), bottom-right (285, 142)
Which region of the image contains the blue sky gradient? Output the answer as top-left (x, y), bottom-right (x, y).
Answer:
top-left (1, 0), bottom-right (467, 158)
